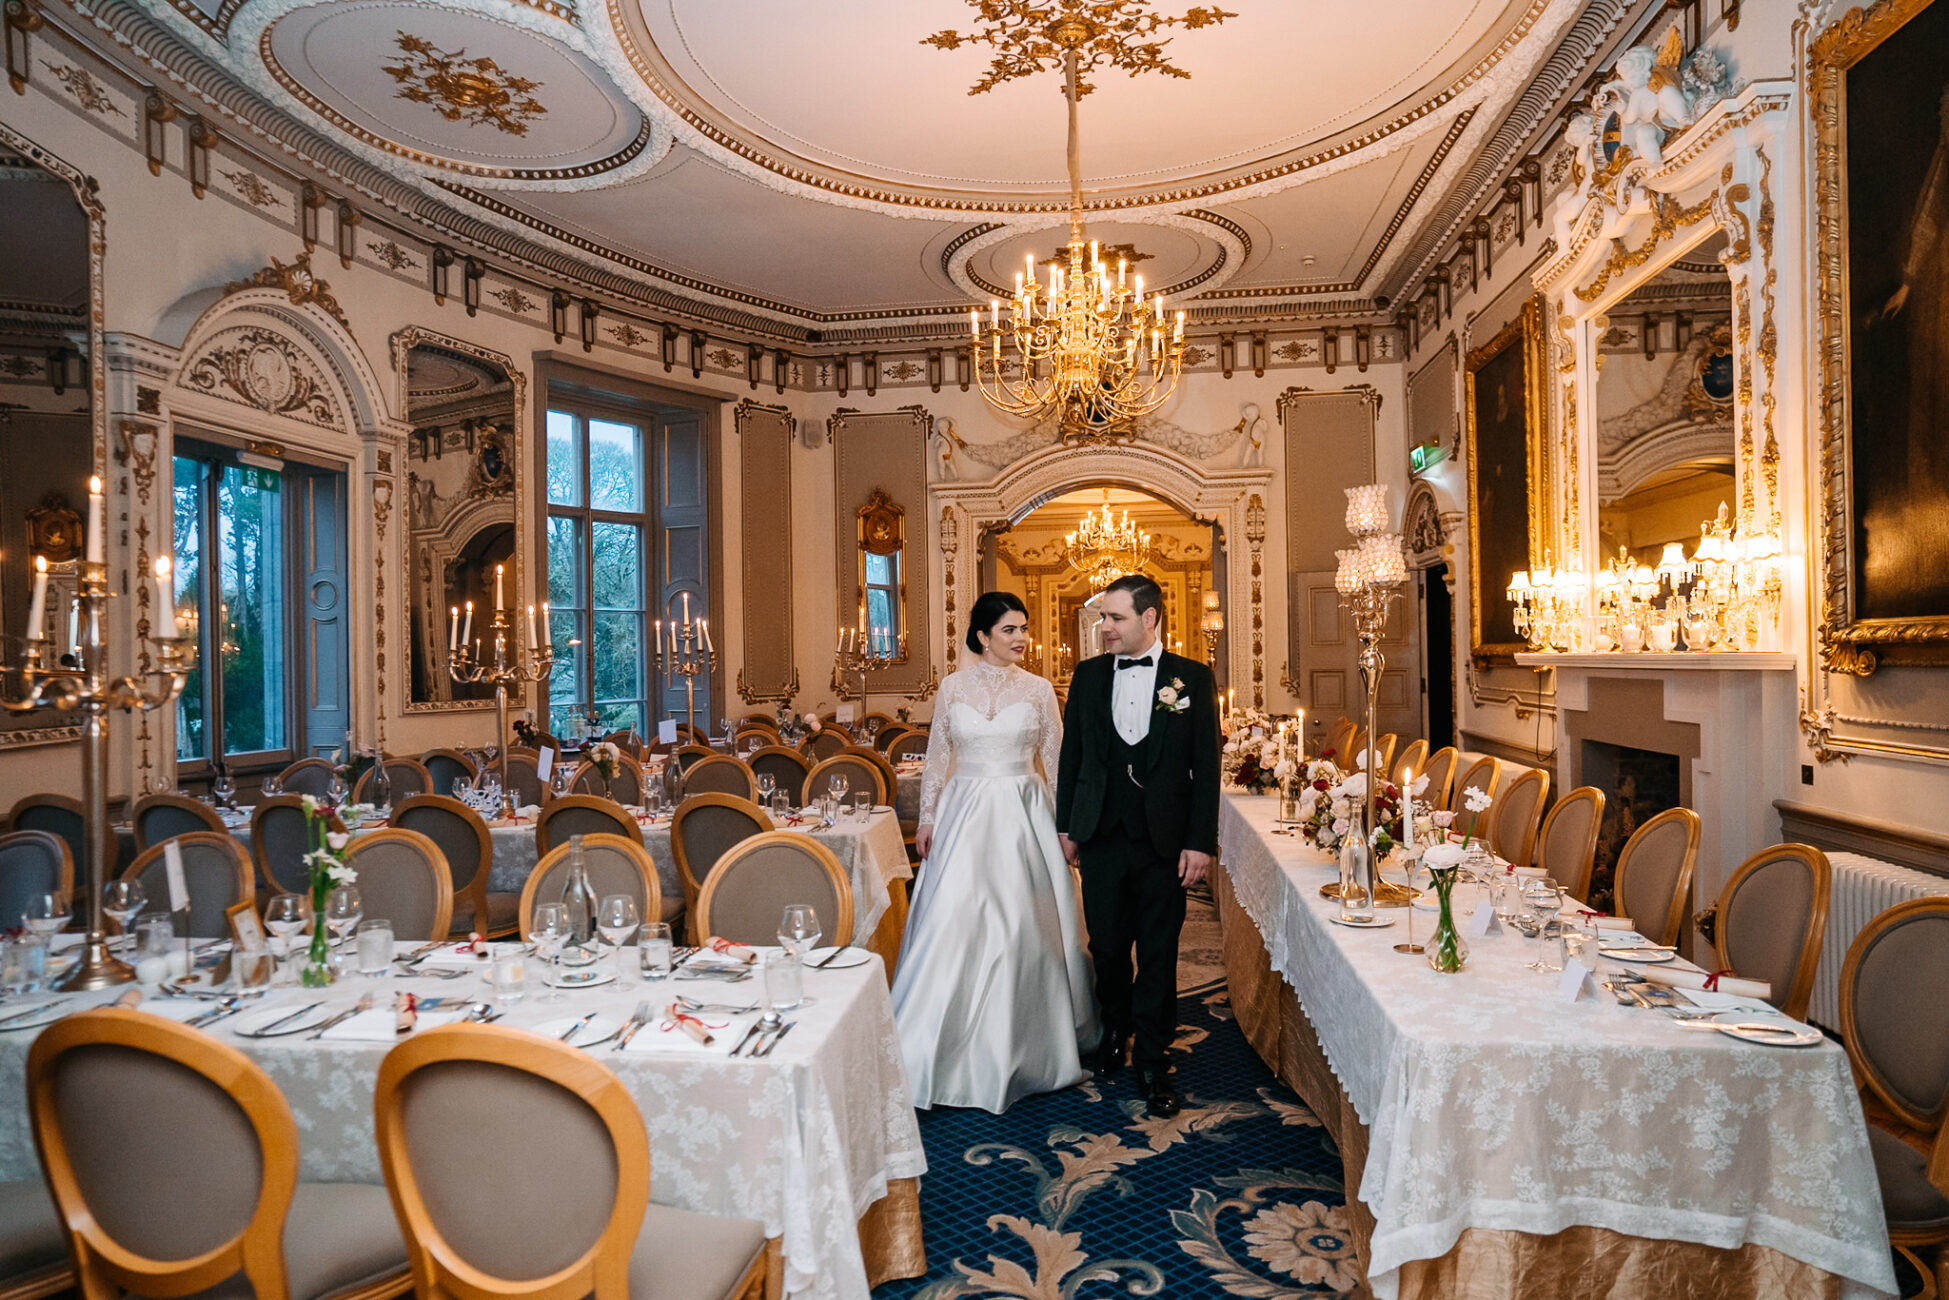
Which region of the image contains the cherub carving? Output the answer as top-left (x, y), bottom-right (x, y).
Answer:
top-left (1237, 402), bottom-right (1267, 468)
top-left (1595, 28), bottom-right (1694, 169)
top-left (933, 415), bottom-right (970, 482)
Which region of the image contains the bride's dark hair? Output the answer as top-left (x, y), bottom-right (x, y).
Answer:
top-left (966, 590), bottom-right (1029, 655)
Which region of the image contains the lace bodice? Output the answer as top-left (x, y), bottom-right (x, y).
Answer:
top-left (916, 662), bottom-right (1062, 825)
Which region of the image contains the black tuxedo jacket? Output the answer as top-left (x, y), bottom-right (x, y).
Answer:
top-left (1055, 649), bottom-right (1222, 861)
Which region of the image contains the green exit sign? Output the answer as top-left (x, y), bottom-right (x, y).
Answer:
top-left (1409, 441), bottom-right (1446, 474)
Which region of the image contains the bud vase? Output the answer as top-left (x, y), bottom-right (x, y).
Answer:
top-left (1338, 816), bottom-right (1375, 921)
top-left (302, 875), bottom-right (335, 988)
top-left (1426, 865), bottom-right (1468, 973)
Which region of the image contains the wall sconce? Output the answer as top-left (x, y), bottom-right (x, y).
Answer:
top-left (927, 348), bottom-right (943, 393)
top-left (431, 245), bottom-right (454, 306)
top-left (1354, 325), bottom-right (1372, 373)
top-left (336, 200), bottom-right (360, 269)
top-left (774, 348), bottom-right (790, 395)
top-left (550, 290), bottom-right (570, 344)
top-left (688, 330), bottom-right (705, 378)
top-left (463, 257), bottom-right (483, 315)
top-left (1250, 331), bottom-right (1267, 378)
top-left (6, 0), bottom-right (44, 96)
top-left (864, 352), bottom-right (878, 396)
top-left (745, 345), bottom-right (761, 389)
top-left (186, 117), bottom-right (216, 198)
top-left (836, 353), bottom-right (850, 397)
top-left (1322, 329), bottom-right (1340, 375)
top-left (142, 90), bottom-right (175, 177)
top-left (1506, 558), bottom-right (1579, 652)
top-left (1642, 312), bottom-right (1659, 359)
top-left (1219, 333), bottom-right (1236, 378)
top-left (300, 182), bottom-right (326, 251)
top-left (660, 323), bottom-right (678, 371)
top-left (956, 347), bottom-right (971, 392)
top-left (1397, 307), bottom-right (1419, 354)
top-left (579, 299), bottom-right (598, 352)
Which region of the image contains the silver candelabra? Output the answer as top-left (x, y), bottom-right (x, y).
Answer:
top-left (448, 600), bottom-right (554, 819)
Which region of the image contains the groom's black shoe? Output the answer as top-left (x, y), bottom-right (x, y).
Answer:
top-left (1141, 1068), bottom-right (1181, 1118)
top-left (1091, 1030), bottom-right (1129, 1075)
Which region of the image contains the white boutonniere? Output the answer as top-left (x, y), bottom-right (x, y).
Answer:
top-left (1154, 678), bottom-right (1190, 714)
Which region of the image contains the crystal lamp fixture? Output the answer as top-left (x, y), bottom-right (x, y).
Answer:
top-left (1065, 489), bottom-right (1151, 589)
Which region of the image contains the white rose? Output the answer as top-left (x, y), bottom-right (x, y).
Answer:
top-left (1157, 686), bottom-right (1179, 708)
top-left (325, 831), bottom-right (350, 851)
top-left (1422, 842), bottom-right (1469, 871)
top-left (1272, 759), bottom-right (1296, 781)
top-left (1331, 817), bottom-right (1350, 836)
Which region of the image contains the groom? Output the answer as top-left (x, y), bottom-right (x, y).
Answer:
top-left (1057, 574), bottom-right (1221, 1117)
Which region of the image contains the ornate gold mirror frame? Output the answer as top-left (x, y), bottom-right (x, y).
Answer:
top-left (390, 327), bottom-right (527, 714)
top-left (1531, 87), bottom-right (1790, 651)
top-left (855, 488), bottom-right (911, 664)
top-left (1463, 297), bottom-right (1549, 660)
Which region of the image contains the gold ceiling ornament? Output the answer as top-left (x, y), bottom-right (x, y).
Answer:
top-left (959, 16), bottom-right (1191, 441)
top-left (922, 0), bottom-right (1236, 97)
top-left (223, 250), bottom-right (350, 329)
top-left (382, 33), bottom-right (546, 137)
top-left (1064, 488), bottom-right (1152, 589)
top-left (1043, 241), bottom-right (1151, 270)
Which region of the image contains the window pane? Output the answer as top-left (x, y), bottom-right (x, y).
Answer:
top-left (591, 522), bottom-right (642, 610)
top-left (548, 606), bottom-right (584, 725)
top-left (595, 700), bottom-right (642, 735)
top-left (589, 419), bottom-right (642, 513)
top-left (592, 610), bottom-right (642, 706)
top-left (216, 464), bottom-right (285, 756)
top-left (866, 589), bottom-right (893, 632)
top-left (865, 552), bottom-right (890, 586)
top-left (173, 456), bottom-right (205, 763)
top-left (547, 515), bottom-right (583, 609)
top-left (546, 410), bottom-right (581, 507)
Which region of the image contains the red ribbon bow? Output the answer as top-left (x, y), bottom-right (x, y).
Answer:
top-left (1703, 968), bottom-right (1736, 992)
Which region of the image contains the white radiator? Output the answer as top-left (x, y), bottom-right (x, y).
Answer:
top-left (1807, 852), bottom-right (1949, 1030)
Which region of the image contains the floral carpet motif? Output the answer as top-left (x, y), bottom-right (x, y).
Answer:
top-left (875, 887), bottom-right (1357, 1299)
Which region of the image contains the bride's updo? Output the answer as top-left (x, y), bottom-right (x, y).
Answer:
top-left (967, 590), bottom-right (1029, 655)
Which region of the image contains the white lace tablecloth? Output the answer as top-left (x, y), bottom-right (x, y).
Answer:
top-left (1217, 794), bottom-right (1896, 1300)
top-left (482, 811), bottom-right (909, 942)
top-left (0, 957), bottom-right (925, 1300)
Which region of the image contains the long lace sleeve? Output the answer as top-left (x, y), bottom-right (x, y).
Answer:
top-left (915, 674), bottom-right (956, 826)
top-left (1035, 676), bottom-right (1063, 802)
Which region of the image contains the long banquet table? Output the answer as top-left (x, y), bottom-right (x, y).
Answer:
top-left (1216, 792), bottom-right (1896, 1300)
top-left (0, 949), bottom-right (925, 1300)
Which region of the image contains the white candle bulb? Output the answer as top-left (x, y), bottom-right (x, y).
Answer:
top-left (970, 309), bottom-right (980, 337)
top-left (154, 556), bottom-right (179, 638)
top-left (682, 590), bottom-right (691, 623)
top-left (526, 604), bottom-right (538, 651)
top-left (86, 475), bottom-right (103, 564)
top-left (494, 564), bottom-right (505, 612)
top-left (461, 600), bottom-right (474, 649)
top-left (27, 555), bottom-right (47, 642)
top-left (700, 618), bottom-right (713, 653)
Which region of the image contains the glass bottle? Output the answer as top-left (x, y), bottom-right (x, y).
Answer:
top-left (1338, 810), bottom-right (1375, 922)
top-left (561, 834), bottom-right (598, 948)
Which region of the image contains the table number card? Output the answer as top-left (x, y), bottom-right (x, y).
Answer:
top-left (1467, 902), bottom-right (1503, 936)
top-left (658, 718), bottom-right (679, 745)
top-left (837, 704), bottom-right (856, 725)
top-left (226, 900), bottom-right (268, 954)
top-left (536, 746), bottom-right (554, 780)
top-left (1558, 959), bottom-right (1599, 1003)
top-left (163, 839), bottom-right (189, 913)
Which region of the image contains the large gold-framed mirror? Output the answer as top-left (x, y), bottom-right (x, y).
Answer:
top-left (856, 488), bottom-right (909, 659)
top-left (397, 335), bottom-right (523, 710)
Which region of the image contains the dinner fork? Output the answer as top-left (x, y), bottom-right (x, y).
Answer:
top-left (307, 992), bottom-right (375, 1039)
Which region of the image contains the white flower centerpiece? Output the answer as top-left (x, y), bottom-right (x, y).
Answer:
top-left (299, 794), bottom-right (362, 987)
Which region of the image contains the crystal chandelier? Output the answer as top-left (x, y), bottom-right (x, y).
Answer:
top-left (1065, 489), bottom-right (1151, 589)
top-left (967, 15), bottom-right (1186, 442)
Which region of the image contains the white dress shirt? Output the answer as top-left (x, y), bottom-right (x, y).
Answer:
top-left (1110, 636), bottom-right (1162, 746)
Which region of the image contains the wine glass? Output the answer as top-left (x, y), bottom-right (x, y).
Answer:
top-left (757, 772), bottom-right (777, 805)
top-left (260, 771), bottom-right (282, 798)
top-left (744, 735), bottom-right (762, 760)
top-left (325, 886), bottom-right (362, 969)
top-left (597, 894), bottom-right (640, 982)
top-left (531, 903), bottom-right (572, 1002)
top-left (550, 762), bottom-right (574, 799)
top-left (325, 771), bottom-right (349, 808)
top-left (778, 904), bottom-right (822, 962)
top-left (1524, 881), bottom-right (1563, 971)
top-left (264, 893), bottom-right (310, 984)
top-left (212, 769), bottom-right (237, 810)
top-left (102, 880), bottom-right (146, 951)
top-left (864, 717), bottom-right (883, 743)
top-left (826, 773), bottom-right (849, 805)
top-left (22, 891), bottom-right (70, 942)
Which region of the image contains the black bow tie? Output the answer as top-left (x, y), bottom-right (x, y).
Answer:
top-left (1116, 656), bottom-right (1154, 671)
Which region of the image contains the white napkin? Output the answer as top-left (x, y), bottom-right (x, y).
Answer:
top-left (1677, 988), bottom-right (1783, 1016)
top-left (622, 1009), bottom-right (759, 1056)
top-left (137, 998), bottom-right (218, 1022)
top-left (1641, 966), bottom-right (1772, 1001)
top-left (416, 947), bottom-right (498, 970)
top-left (318, 1009), bottom-right (466, 1042)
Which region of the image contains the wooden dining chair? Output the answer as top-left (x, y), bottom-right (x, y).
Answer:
top-left (353, 758), bottom-right (434, 805)
top-left (737, 712), bottom-right (779, 731)
top-left (1699, 842), bottom-right (1832, 1022)
top-left (249, 796), bottom-right (346, 900)
top-left (535, 796), bottom-right (642, 859)
top-left (339, 827), bottom-right (453, 943)
top-left (672, 744), bottom-right (717, 774)
top-left (871, 723), bottom-right (912, 753)
top-left (1488, 766), bottom-right (1550, 869)
top-left (747, 746), bottom-right (811, 807)
top-left (1534, 786), bottom-right (1604, 900)
top-left (799, 730), bottom-right (848, 764)
top-left (373, 1024), bottom-right (768, 1299)
top-left (733, 727), bottom-right (778, 753)
top-left (682, 754), bottom-right (759, 801)
top-left (1390, 738), bottom-right (1429, 788)
top-left (1610, 807), bottom-right (1701, 948)
top-left (805, 753), bottom-right (887, 806)
top-left (275, 757), bottom-right (339, 799)
top-left (0, 831), bottom-right (73, 940)
top-left (1367, 733), bottom-right (1399, 776)
top-left (1344, 728), bottom-right (1369, 768)
top-left (1451, 755), bottom-right (1500, 818)
top-left (885, 731), bottom-right (929, 765)
top-left (674, 723), bottom-right (710, 747)
top-left (1840, 897), bottom-right (1949, 1292)
top-left (501, 749), bottom-right (547, 810)
top-left (122, 832), bottom-right (253, 937)
top-left (1322, 717), bottom-right (1355, 763)
top-left (602, 729), bottom-right (644, 758)
top-left (569, 754), bottom-right (645, 806)
top-left (391, 794), bottom-right (517, 939)
top-left (8, 794), bottom-right (86, 878)
top-left (131, 792), bottom-right (229, 853)
top-left (840, 746), bottom-right (898, 805)
top-left (670, 794), bottom-right (774, 943)
top-left (1419, 746), bottom-right (1460, 813)
top-left (696, 832), bottom-right (855, 949)
top-left (0, 1177), bottom-right (71, 1300)
top-left (418, 748), bottom-right (478, 798)
top-left (520, 834), bottom-right (670, 937)
top-left (27, 1007), bottom-right (411, 1300)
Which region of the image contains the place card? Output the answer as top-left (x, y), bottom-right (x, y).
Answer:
top-left (1466, 902), bottom-right (1502, 936)
top-left (1558, 959), bottom-right (1599, 1003)
top-left (163, 839), bottom-right (189, 912)
top-left (837, 703), bottom-right (856, 725)
top-left (657, 718), bottom-right (679, 745)
top-left (536, 746), bottom-right (554, 780)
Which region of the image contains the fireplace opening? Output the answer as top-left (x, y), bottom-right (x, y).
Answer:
top-left (1582, 739), bottom-right (1682, 912)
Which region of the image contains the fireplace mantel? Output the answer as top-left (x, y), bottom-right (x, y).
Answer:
top-left (1528, 653), bottom-right (1800, 917)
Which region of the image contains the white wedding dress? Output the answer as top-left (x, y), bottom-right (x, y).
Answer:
top-left (891, 661), bottom-right (1100, 1113)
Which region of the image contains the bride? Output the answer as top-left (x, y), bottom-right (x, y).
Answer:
top-left (891, 591), bottom-right (1100, 1112)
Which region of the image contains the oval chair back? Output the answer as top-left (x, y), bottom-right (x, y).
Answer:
top-left (602, 730), bottom-right (643, 759)
top-left (274, 757), bottom-right (337, 799)
top-left (1451, 755), bottom-right (1500, 817)
top-left (501, 749), bottom-right (546, 810)
top-left (839, 746), bottom-right (898, 807)
top-left (1488, 766), bottom-right (1550, 869)
top-left (122, 832), bottom-right (253, 938)
top-left (352, 758), bottom-right (434, 805)
top-left (0, 830), bottom-right (73, 934)
top-left (885, 731), bottom-right (929, 764)
top-left (340, 828), bottom-right (453, 942)
top-left (392, 795), bottom-right (513, 939)
top-left (1419, 747), bottom-right (1460, 812)
top-left (535, 796), bottom-right (642, 860)
top-left (248, 797), bottom-right (344, 899)
top-left (8, 794), bottom-right (86, 882)
top-left (872, 723), bottom-right (911, 753)
top-left (1391, 739), bottom-right (1429, 788)
top-left (419, 749), bottom-right (478, 798)
top-left (1322, 718), bottom-right (1354, 765)
top-left (733, 728), bottom-right (777, 753)
top-left (696, 832), bottom-right (854, 948)
top-left (28, 1009), bottom-right (305, 1298)
top-left (1611, 807), bottom-right (1701, 948)
top-left (131, 794), bottom-right (228, 853)
top-left (670, 795), bottom-right (774, 940)
top-left (1712, 843), bottom-right (1831, 1022)
top-left (738, 713), bottom-right (779, 731)
top-left (1535, 787), bottom-right (1604, 899)
top-left (799, 730), bottom-right (848, 764)
top-left (520, 835), bottom-right (663, 939)
top-left (681, 755), bottom-right (758, 801)
top-left (671, 745), bottom-right (716, 774)
top-left (748, 747), bottom-right (811, 807)
top-left (1367, 733), bottom-right (1398, 776)
top-left (569, 755), bottom-right (644, 806)
top-left (1344, 728), bottom-right (1368, 769)
top-left (805, 753), bottom-right (887, 806)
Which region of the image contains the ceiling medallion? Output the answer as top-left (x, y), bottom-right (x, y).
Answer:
top-left (922, 0), bottom-right (1236, 96)
top-left (382, 33), bottom-right (547, 137)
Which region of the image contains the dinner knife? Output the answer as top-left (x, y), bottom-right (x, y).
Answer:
top-left (727, 1021), bottom-right (764, 1057)
top-left (812, 947), bottom-right (848, 970)
top-left (0, 998), bottom-right (70, 1028)
top-left (755, 1021), bottom-right (795, 1057)
top-left (246, 1000), bottom-right (324, 1035)
top-left (559, 1012), bottom-right (599, 1043)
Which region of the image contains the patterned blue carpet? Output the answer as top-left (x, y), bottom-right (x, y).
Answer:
top-left (875, 937), bottom-right (1359, 1297)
